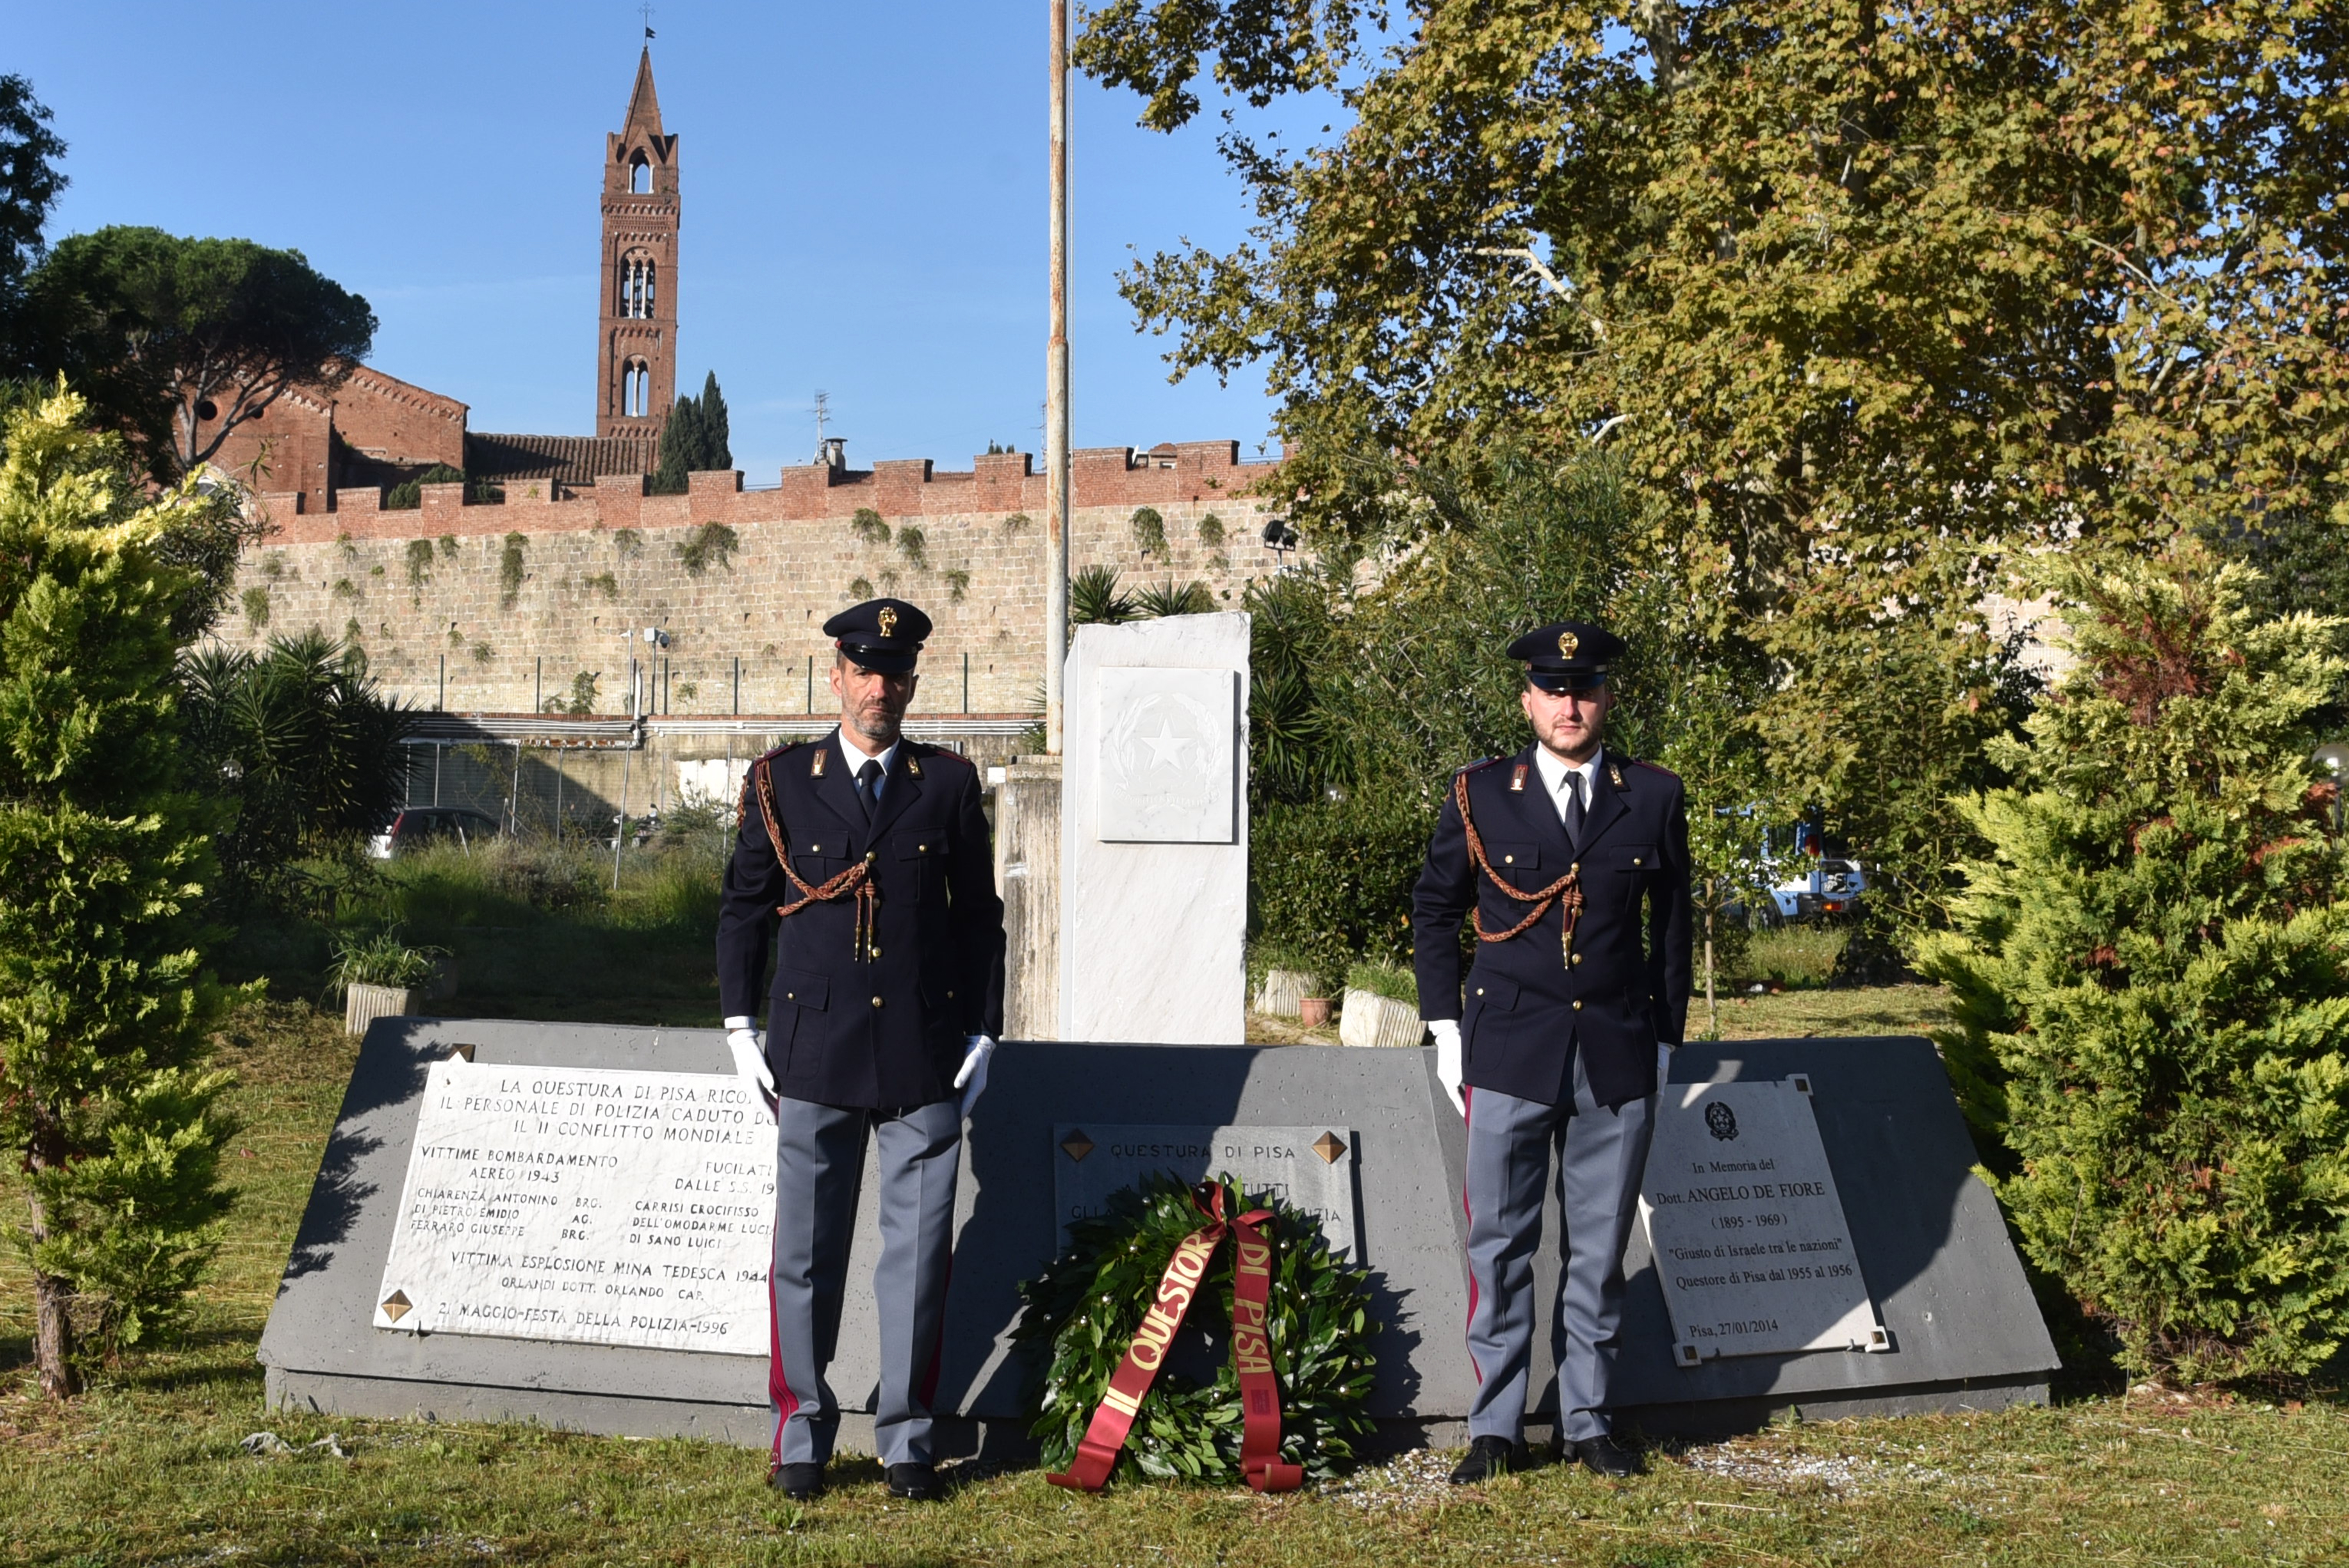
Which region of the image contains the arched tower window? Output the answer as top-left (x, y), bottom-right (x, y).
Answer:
top-left (624, 359), bottom-right (652, 419)
top-left (630, 154), bottom-right (652, 194)
top-left (618, 254), bottom-right (658, 320)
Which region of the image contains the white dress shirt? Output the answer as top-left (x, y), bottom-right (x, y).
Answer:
top-left (836, 727), bottom-right (900, 804)
top-left (1532, 744), bottom-right (1603, 835)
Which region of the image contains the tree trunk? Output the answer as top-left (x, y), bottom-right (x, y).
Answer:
top-left (23, 1185), bottom-right (79, 1398)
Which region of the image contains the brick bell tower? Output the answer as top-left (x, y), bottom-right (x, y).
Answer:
top-left (597, 46), bottom-right (679, 440)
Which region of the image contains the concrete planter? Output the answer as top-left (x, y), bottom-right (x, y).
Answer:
top-left (344, 983), bottom-right (415, 1037)
top-left (1340, 989), bottom-right (1426, 1049)
top-left (1254, 968), bottom-right (1316, 1017)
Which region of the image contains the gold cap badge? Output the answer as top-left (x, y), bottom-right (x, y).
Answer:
top-left (877, 606), bottom-right (898, 638)
top-left (1558, 630), bottom-right (1580, 657)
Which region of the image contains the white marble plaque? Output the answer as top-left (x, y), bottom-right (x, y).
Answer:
top-left (1639, 1078), bottom-right (1888, 1364)
top-left (1052, 1123), bottom-right (1359, 1260)
top-left (373, 1058), bottom-right (773, 1355)
top-left (1093, 666), bottom-right (1235, 843)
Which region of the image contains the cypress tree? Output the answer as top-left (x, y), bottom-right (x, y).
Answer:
top-left (650, 371), bottom-right (729, 495)
top-left (1923, 545), bottom-right (2349, 1382)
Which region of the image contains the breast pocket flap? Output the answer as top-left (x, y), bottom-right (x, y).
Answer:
top-left (1487, 841), bottom-right (1540, 871)
top-left (775, 968), bottom-right (829, 1010)
top-left (795, 833), bottom-right (851, 859)
top-left (894, 832), bottom-right (945, 860)
top-left (1606, 844), bottom-right (1658, 871)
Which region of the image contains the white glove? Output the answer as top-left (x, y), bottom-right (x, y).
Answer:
top-left (723, 1017), bottom-right (775, 1117)
top-left (954, 1034), bottom-right (995, 1118)
top-left (1428, 1019), bottom-right (1465, 1116)
top-left (1657, 1042), bottom-right (1675, 1092)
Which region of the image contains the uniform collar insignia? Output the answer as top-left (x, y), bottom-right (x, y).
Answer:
top-left (1609, 761), bottom-right (1625, 789)
top-left (905, 752), bottom-right (922, 778)
top-left (1510, 763), bottom-right (1527, 791)
top-left (811, 747), bottom-right (827, 777)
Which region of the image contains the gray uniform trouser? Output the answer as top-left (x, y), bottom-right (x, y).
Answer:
top-left (768, 1096), bottom-right (961, 1469)
top-left (1462, 1049), bottom-right (1655, 1444)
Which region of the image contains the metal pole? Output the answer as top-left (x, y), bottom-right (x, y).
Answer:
top-left (438, 654), bottom-right (446, 711)
top-left (733, 655), bottom-right (741, 716)
top-left (805, 655), bottom-right (813, 714)
top-left (963, 650), bottom-right (970, 714)
top-left (535, 655), bottom-right (542, 713)
top-left (432, 744), bottom-right (442, 806)
top-left (554, 750), bottom-right (566, 846)
top-left (1043, 0), bottom-right (1071, 756)
top-left (508, 741), bottom-right (521, 835)
top-left (614, 747), bottom-right (631, 891)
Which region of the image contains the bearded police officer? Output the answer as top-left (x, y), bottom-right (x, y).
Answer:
top-left (717, 597), bottom-right (1005, 1503)
top-left (1412, 620), bottom-right (1691, 1482)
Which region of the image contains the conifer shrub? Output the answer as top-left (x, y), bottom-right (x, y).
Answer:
top-left (1921, 546), bottom-right (2349, 1382)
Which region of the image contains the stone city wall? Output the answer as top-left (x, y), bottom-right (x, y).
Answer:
top-left (214, 445), bottom-right (1282, 718)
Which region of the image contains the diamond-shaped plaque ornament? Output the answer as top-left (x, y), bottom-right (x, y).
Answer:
top-left (379, 1289), bottom-right (412, 1324)
top-left (1312, 1131), bottom-right (1348, 1165)
top-left (1060, 1130), bottom-right (1096, 1163)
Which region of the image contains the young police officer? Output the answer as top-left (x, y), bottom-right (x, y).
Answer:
top-left (1412, 620), bottom-right (1691, 1482)
top-left (716, 598), bottom-right (1005, 1503)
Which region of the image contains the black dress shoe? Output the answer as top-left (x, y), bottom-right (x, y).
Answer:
top-left (1449, 1434), bottom-right (1527, 1484)
top-left (769, 1462), bottom-right (824, 1500)
top-left (886, 1461), bottom-right (944, 1501)
top-left (1573, 1435), bottom-right (1643, 1478)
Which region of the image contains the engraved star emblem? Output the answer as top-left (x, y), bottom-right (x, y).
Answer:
top-left (1060, 1131), bottom-right (1095, 1162)
top-left (1140, 722), bottom-right (1189, 769)
top-left (1312, 1132), bottom-right (1348, 1165)
top-left (380, 1290), bottom-right (413, 1323)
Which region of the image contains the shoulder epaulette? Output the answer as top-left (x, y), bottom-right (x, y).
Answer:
top-left (1456, 755), bottom-right (1508, 778)
top-left (1629, 757), bottom-right (1681, 782)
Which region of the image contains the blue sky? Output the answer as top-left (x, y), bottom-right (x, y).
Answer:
top-left (15, 2), bottom-right (1344, 479)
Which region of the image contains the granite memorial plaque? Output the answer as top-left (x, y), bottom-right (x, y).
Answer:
top-left (373, 1056), bottom-right (773, 1355)
top-left (1639, 1076), bottom-right (1888, 1365)
top-left (1052, 1123), bottom-right (1360, 1259)
top-left (1093, 666), bottom-right (1237, 843)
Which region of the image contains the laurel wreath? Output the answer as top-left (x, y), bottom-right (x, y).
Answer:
top-left (1013, 1173), bottom-right (1379, 1484)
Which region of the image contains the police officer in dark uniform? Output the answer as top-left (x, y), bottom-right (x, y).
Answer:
top-left (1412, 620), bottom-right (1691, 1482)
top-left (716, 597), bottom-right (1005, 1503)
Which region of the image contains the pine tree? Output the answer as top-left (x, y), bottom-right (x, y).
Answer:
top-left (0, 388), bottom-right (239, 1396)
top-left (1921, 545), bottom-right (2349, 1382)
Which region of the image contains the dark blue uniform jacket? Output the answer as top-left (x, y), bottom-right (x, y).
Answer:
top-left (1412, 745), bottom-right (1693, 1110)
top-left (716, 732), bottom-right (1005, 1110)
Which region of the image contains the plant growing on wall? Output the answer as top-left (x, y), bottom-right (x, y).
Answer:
top-left (896, 525), bottom-right (928, 570)
top-left (436, 535), bottom-right (457, 560)
top-left (546, 670), bottom-right (599, 716)
top-left (612, 528), bottom-right (642, 560)
top-left (330, 577), bottom-right (356, 600)
top-left (852, 507), bottom-right (889, 546)
top-left (1003, 511), bottom-right (1029, 536)
top-left (498, 532), bottom-right (526, 608)
top-left (583, 572), bottom-right (618, 600)
top-left (674, 521), bottom-right (738, 577)
top-left (848, 576), bottom-right (875, 600)
top-left (943, 567), bottom-right (971, 603)
top-left (1197, 512), bottom-right (1225, 551)
top-left (240, 586), bottom-right (269, 630)
top-left (1130, 506), bottom-right (1167, 558)
top-left (404, 538), bottom-right (433, 600)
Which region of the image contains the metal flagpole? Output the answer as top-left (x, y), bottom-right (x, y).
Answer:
top-left (1043, 0), bottom-right (1071, 756)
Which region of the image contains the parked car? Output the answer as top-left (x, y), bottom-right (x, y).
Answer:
top-left (1720, 822), bottom-right (1870, 925)
top-left (369, 807), bottom-right (503, 859)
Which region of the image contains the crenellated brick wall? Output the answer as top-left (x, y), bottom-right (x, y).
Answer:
top-left (216, 445), bottom-right (1285, 718)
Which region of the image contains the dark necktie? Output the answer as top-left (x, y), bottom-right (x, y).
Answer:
top-left (855, 759), bottom-right (883, 822)
top-left (1563, 769), bottom-right (1586, 847)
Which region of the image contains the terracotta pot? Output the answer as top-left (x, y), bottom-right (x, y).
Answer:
top-left (1299, 996), bottom-right (1333, 1028)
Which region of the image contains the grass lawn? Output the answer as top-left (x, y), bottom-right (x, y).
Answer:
top-left (6, 943), bottom-right (2345, 1563)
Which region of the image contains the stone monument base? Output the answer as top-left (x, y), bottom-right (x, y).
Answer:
top-left (259, 1020), bottom-right (2058, 1453)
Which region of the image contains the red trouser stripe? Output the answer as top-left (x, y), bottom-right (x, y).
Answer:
top-left (767, 1262), bottom-right (798, 1467)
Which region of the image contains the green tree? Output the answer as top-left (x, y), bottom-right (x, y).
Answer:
top-left (0, 388), bottom-right (240, 1397)
top-left (177, 631), bottom-right (417, 906)
top-left (650, 370), bottom-right (732, 495)
top-left (1921, 545), bottom-right (2349, 1381)
top-left (25, 226), bottom-right (375, 479)
top-left (0, 74), bottom-right (68, 371)
top-left (1081, 0), bottom-right (2338, 942)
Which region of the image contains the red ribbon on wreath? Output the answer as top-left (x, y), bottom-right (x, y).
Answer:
top-left (1047, 1181), bottom-right (1306, 1495)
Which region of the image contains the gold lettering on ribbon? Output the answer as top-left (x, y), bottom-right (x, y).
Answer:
top-left (1232, 1296), bottom-right (1273, 1376)
top-left (1128, 1232), bottom-right (1218, 1371)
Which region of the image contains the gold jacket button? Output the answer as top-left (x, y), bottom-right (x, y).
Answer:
top-left (1633, 856), bottom-right (1643, 866)
top-left (786, 991), bottom-right (795, 1000)
top-left (1571, 953), bottom-right (1582, 966)
top-left (1503, 854), bottom-right (1514, 864)
top-left (918, 843), bottom-right (928, 852)
top-left (1572, 999), bottom-right (1583, 1010)
top-left (871, 996), bottom-right (884, 1009)
top-left (1476, 987), bottom-right (1486, 996)
top-left (1570, 861), bottom-right (1580, 874)
top-left (946, 989), bottom-right (954, 999)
